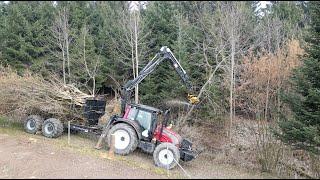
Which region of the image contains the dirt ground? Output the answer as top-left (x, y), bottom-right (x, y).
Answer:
top-left (0, 126), bottom-right (277, 179)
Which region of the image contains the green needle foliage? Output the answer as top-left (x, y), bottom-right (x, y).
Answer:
top-left (276, 1), bottom-right (320, 155)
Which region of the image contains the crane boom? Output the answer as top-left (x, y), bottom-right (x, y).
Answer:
top-left (120, 46), bottom-right (199, 115)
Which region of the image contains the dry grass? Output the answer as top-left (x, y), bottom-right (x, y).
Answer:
top-left (253, 119), bottom-right (319, 179)
top-left (178, 115), bottom-right (319, 179)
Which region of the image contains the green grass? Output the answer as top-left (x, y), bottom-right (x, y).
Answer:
top-left (0, 116), bottom-right (24, 134)
top-left (52, 134), bottom-right (183, 178)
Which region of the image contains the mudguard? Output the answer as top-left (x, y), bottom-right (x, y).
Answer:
top-left (111, 118), bottom-right (142, 140)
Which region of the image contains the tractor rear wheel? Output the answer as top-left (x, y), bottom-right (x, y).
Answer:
top-left (42, 118), bottom-right (64, 138)
top-left (153, 142), bottom-right (180, 170)
top-left (24, 115), bottom-right (44, 134)
top-left (106, 123), bottom-right (138, 155)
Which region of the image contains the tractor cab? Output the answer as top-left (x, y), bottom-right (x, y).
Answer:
top-left (123, 103), bottom-right (182, 147)
top-left (124, 103), bottom-right (163, 140)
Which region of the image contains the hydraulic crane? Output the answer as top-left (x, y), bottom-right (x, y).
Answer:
top-left (120, 46), bottom-right (199, 115)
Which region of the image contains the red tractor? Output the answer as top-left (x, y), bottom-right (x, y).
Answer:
top-left (23, 46), bottom-right (200, 169)
top-left (98, 104), bottom-right (197, 169)
top-left (94, 46), bottom-right (200, 169)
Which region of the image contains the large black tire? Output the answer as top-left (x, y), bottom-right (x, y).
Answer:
top-left (42, 118), bottom-right (64, 138)
top-left (153, 142), bottom-right (180, 170)
top-left (24, 115), bottom-right (44, 134)
top-left (106, 123), bottom-right (138, 155)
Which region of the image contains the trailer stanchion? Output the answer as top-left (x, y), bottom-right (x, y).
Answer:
top-left (68, 121), bottom-right (70, 145)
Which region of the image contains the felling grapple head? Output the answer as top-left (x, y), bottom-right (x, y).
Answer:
top-left (187, 94), bottom-right (199, 105)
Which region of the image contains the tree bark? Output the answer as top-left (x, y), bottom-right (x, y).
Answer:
top-left (229, 36), bottom-right (235, 143)
top-left (63, 7), bottom-right (71, 83)
top-left (134, 10), bottom-right (139, 104)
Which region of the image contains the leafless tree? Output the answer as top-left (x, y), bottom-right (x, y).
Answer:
top-left (80, 25), bottom-right (101, 96)
top-left (182, 2), bottom-right (256, 143)
top-left (49, 7), bottom-right (71, 84)
top-left (105, 1), bottom-right (150, 102)
top-left (62, 7), bottom-right (71, 82)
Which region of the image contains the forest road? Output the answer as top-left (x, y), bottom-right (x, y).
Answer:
top-left (0, 133), bottom-right (167, 179)
top-left (0, 128), bottom-right (274, 179)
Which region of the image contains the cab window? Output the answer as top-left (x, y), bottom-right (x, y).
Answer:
top-left (136, 110), bottom-right (152, 130)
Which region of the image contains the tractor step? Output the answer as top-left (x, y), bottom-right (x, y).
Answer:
top-left (138, 141), bottom-right (155, 154)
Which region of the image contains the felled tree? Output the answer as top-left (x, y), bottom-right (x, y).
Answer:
top-left (0, 66), bottom-right (92, 122)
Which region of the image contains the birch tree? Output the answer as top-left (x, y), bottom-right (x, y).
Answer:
top-left (182, 2), bottom-right (256, 142)
top-left (132, 3), bottom-right (140, 103)
top-left (62, 7), bottom-right (71, 83)
top-left (50, 8), bottom-right (69, 84)
top-left (102, 1), bottom-right (149, 102)
top-left (79, 25), bottom-right (102, 96)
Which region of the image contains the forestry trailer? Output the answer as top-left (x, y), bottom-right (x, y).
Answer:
top-left (23, 46), bottom-right (200, 169)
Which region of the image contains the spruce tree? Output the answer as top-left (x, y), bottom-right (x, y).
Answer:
top-left (277, 1), bottom-right (320, 155)
top-left (0, 2), bottom-right (55, 73)
top-left (140, 1), bottom-right (186, 107)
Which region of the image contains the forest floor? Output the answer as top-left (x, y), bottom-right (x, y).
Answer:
top-left (0, 119), bottom-right (278, 179)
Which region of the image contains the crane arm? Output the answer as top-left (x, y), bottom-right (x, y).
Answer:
top-left (160, 47), bottom-right (199, 105)
top-left (120, 46), bottom-right (199, 115)
top-left (161, 47), bottom-right (192, 91)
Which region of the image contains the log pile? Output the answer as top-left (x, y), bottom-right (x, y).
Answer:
top-left (0, 66), bottom-right (93, 122)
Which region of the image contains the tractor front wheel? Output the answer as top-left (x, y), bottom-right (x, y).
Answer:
top-left (153, 142), bottom-right (180, 170)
